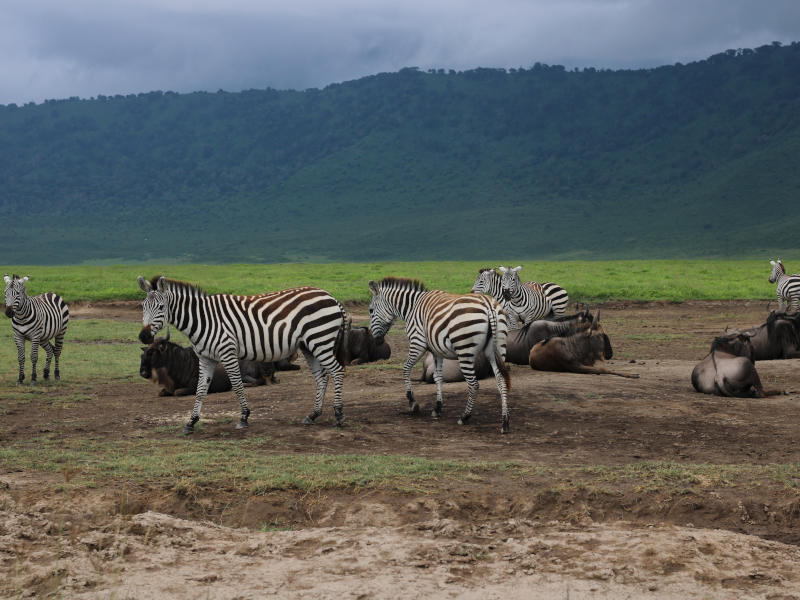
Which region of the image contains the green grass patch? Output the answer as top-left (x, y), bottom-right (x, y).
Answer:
top-left (0, 259), bottom-right (783, 303)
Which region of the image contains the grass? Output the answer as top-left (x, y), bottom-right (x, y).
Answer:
top-left (0, 259), bottom-right (784, 303)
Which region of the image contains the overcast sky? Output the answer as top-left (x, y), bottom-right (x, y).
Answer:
top-left (1, 0), bottom-right (798, 105)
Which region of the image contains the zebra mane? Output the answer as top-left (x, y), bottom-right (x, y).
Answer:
top-left (156, 276), bottom-right (208, 298)
top-left (379, 276), bottom-right (426, 292)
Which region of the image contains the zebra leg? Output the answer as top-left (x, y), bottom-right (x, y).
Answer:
top-left (29, 339), bottom-right (40, 386)
top-left (41, 340), bottom-right (54, 381)
top-left (13, 333), bottom-right (25, 385)
top-left (53, 331), bottom-right (65, 380)
top-left (456, 359), bottom-right (479, 426)
top-left (220, 353), bottom-right (250, 429)
top-left (486, 349), bottom-right (510, 434)
top-left (432, 355), bottom-right (444, 418)
top-left (184, 355), bottom-right (216, 435)
top-left (300, 349), bottom-right (328, 424)
top-left (403, 343), bottom-right (426, 413)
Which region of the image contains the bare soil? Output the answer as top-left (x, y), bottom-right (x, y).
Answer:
top-left (3, 300), bottom-right (800, 599)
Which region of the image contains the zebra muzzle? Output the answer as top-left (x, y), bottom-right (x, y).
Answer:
top-left (4, 306), bottom-right (13, 318)
top-left (139, 326), bottom-right (154, 344)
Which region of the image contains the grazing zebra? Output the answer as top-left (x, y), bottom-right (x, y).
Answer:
top-left (137, 276), bottom-right (350, 434)
top-left (368, 277), bottom-right (511, 433)
top-left (769, 259), bottom-right (800, 312)
top-left (4, 274), bottom-right (69, 385)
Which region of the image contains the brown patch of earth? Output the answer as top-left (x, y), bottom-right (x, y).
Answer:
top-left (3, 299), bottom-right (800, 598)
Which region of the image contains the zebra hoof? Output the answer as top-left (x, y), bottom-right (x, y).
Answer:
top-left (235, 420), bottom-right (248, 430)
top-left (182, 425), bottom-right (195, 435)
top-left (431, 410), bottom-right (440, 419)
top-left (302, 414), bottom-right (317, 425)
top-left (410, 402), bottom-right (420, 414)
top-left (29, 380), bottom-right (37, 387)
top-left (501, 417), bottom-right (510, 434)
top-left (458, 414), bottom-right (471, 426)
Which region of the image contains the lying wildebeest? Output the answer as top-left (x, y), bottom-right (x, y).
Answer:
top-left (420, 350), bottom-right (492, 383)
top-left (691, 333), bottom-right (777, 397)
top-left (528, 313), bottom-right (639, 378)
top-left (725, 311), bottom-right (800, 361)
top-left (422, 310), bottom-right (597, 381)
top-left (505, 310), bottom-right (595, 365)
top-left (346, 326), bottom-right (391, 365)
top-left (140, 338), bottom-right (279, 396)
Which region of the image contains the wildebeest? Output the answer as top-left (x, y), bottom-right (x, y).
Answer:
top-left (346, 326), bottom-right (391, 365)
top-left (691, 333), bottom-right (775, 397)
top-left (506, 310), bottom-right (595, 365)
top-left (420, 350), bottom-right (492, 383)
top-left (528, 313), bottom-right (639, 378)
top-left (140, 338), bottom-right (279, 396)
top-left (725, 311), bottom-right (800, 361)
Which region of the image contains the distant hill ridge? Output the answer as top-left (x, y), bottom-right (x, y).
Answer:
top-left (0, 42), bottom-right (798, 264)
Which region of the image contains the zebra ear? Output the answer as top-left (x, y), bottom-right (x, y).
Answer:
top-left (368, 280), bottom-right (380, 295)
top-left (498, 266), bottom-right (507, 274)
top-left (137, 276), bottom-right (153, 293)
top-left (21, 276), bottom-right (29, 283)
top-left (513, 266), bottom-right (522, 272)
top-left (770, 260), bottom-right (776, 266)
top-left (3, 275), bottom-right (9, 284)
top-left (155, 276), bottom-right (167, 292)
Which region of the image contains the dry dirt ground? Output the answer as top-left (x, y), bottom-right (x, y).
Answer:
top-left (3, 300), bottom-right (800, 599)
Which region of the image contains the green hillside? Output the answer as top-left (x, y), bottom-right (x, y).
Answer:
top-left (0, 42), bottom-right (798, 264)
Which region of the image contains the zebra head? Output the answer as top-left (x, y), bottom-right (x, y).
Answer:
top-left (471, 268), bottom-right (499, 295)
top-left (367, 279), bottom-right (399, 346)
top-left (498, 265), bottom-right (523, 301)
top-left (137, 275), bottom-right (169, 344)
top-left (4, 274), bottom-right (29, 318)
top-left (769, 259), bottom-right (785, 283)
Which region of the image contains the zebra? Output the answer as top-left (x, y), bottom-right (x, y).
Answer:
top-left (368, 276), bottom-right (511, 433)
top-left (474, 267), bottom-right (569, 329)
top-left (769, 259), bottom-right (800, 312)
top-left (4, 274), bottom-right (69, 385)
top-left (137, 276), bottom-right (350, 434)
top-left (498, 266), bottom-right (569, 329)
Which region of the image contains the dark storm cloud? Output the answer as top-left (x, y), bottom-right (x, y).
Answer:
top-left (1, 0), bottom-right (798, 105)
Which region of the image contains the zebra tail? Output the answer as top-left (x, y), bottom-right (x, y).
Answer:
top-left (488, 301), bottom-right (511, 392)
top-left (334, 308), bottom-right (352, 367)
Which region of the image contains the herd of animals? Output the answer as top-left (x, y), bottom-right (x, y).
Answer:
top-left (3, 259), bottom-right (800, 434)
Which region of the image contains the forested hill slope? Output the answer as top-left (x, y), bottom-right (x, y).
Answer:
top-left (1, 42), bottom-right (798, 264)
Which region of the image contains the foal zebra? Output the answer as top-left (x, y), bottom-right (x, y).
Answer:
top-left (137, 276), bottom-right (350, 434)
top-left (4, 275), bottom-right (69, 385)
top-left (368, 277), bottom-right (511, 433)
top-left (770, 259), bottom-right (800, 312)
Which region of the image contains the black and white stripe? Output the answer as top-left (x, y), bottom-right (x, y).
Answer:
top-left (770, 259), bottom-right (800, 312)
top-left (4, 274), bottom-right (69, 385)
top-left (368, 277), bottom-right (511, 433)
top-left (499, 266), bottom-right (569, 329)
top-left (137, 276), bottom-right (349, 433)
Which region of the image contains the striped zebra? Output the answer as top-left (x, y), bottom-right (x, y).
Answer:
top-left (498, 266), bottom-right (569, 329)
top-left (769, 259), bottom-right (800, 312)
top-left (368, 277), bottom-right (511, 433)
top-left (4, 274), bottom-right (69, 385)
top-left (137, 276), bottom-right (350, 434)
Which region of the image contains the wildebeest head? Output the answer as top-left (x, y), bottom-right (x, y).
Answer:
top-left (138, 275), bottom-right (168, 344)
top-left (139, 336), bottom-right (175, 379)
top-left (769, 259), bottom-right (785, 283)
top-left (3, 274), bottom-right (29, 318)
top-left (499, 265), bottom-right (522, 301)
top-left (590, 311), bottom-right (613, 360)
top-left (711, 332), bottom-right (755, 361)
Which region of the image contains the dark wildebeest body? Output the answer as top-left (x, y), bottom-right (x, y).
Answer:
top-left (691, 333), bottom-right (774, 397)
top-left (346, 326), bottom-right (391, 365)
top-left (505, 311), bottom-right (594, 365)
top-left (140, 339), bottom-right (279, 396)
top-left (528, 314), bottom-right (639, 378)
top-left (726, 311), bottom-right (800, 361)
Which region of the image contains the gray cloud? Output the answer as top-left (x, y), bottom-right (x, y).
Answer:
top-left (1, 0), bottom-right (798, 104)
